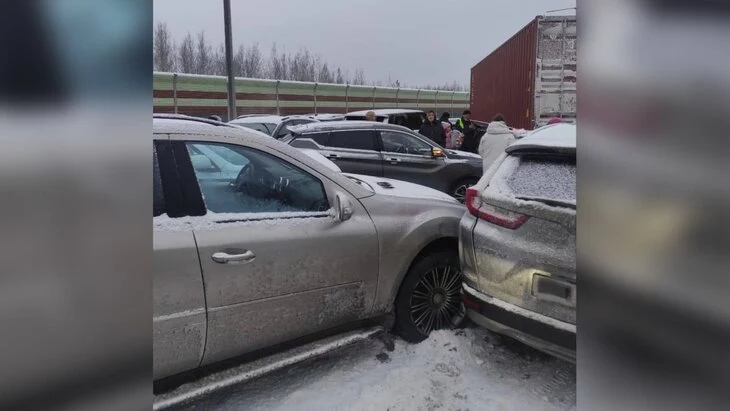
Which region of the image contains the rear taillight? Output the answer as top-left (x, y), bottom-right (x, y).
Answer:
top-left (465, 188), bottom-right (529, 229)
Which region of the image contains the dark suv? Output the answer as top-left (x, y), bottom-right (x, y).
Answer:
top-left (283, 121), bottom-right (483, 201)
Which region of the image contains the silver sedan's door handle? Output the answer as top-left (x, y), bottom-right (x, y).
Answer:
top-left (212, 250), bottom-right (256, 264)
top-left (386, 157), bottom-right (401, 163)
top-left (325, 153), bottom-right (339, 159)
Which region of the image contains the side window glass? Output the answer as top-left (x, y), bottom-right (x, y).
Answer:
top-left (380, 131), bottom-right (433, 155)
top-left (310, 132), bottom-right (329, 146)
top-left (153, 144), bottom-right (165, 217)
top-left (186, 142), bottom-right (330, 215)
top-left (327, 130), bottom-right (376, 151)
top-left (406, 114), bottom-right (425, 130)
top-left (391, 115), bottom-right (408, 128)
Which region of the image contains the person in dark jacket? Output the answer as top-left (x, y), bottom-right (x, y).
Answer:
top-left (454, 110), bottom-right (478, 153)
top-left (419, 110), bottom-right (446, 146)
top-left (440, 112), bottom-right (452, 126)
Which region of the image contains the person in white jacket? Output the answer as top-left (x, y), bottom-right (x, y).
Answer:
top-left (478, 113), bottom-right (517, 173)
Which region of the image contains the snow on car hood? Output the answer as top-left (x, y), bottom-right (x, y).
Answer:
top-left (343, 173), bottom-right (460, 204)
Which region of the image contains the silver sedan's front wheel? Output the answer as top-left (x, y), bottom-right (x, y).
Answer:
top-left (394, 251), bottom-right (464, 342)
top-left (410, 265), bottom-right (463, 335)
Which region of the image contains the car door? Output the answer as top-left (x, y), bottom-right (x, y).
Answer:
top-left (171, 138), bottom-right (379, 366)
top-left (378, 130), bottom-right (447, 188)
top-left (153, 140), bottom-right (207, 380)
top-left (317, 129), bottom-right (384, 176)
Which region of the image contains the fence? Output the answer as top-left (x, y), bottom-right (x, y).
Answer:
top-left (153, 72), bottom-right (470, 121)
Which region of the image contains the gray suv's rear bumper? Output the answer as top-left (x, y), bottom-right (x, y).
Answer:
top-left (462, 283), bottom-right (576, 363)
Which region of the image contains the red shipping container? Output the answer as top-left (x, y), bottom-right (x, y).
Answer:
top-left (471, 16), bottom-right (577, 130)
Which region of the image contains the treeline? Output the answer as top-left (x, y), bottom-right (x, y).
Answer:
top-left (153, 22), bottom-right (467, 91)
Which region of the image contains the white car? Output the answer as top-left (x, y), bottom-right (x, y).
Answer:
top-left (229, 115), bottom-right (319, 139)
top-left (345, 109), bottom-right (426, 131)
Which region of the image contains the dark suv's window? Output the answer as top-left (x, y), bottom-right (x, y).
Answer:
top-left (393, 113), bottom-right (425, 130)
top-left (308, 132), bottom-right (330, 146)
top-left (327, 130), bottom-right (377, 151)
top-left (345, 115), bottom-right (387, 122)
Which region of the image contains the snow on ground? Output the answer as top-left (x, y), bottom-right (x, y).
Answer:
top-left (173, 327), bottom-right (575, 411)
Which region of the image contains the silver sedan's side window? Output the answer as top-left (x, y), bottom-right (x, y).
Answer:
top-left (185, 142), bottom-right (330, 215)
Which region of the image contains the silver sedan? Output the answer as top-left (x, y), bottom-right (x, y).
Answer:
top-left (153, 115), bottom-right (466, 381)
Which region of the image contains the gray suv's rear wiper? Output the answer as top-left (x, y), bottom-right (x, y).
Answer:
top-left (516, 196), bottom-right (576, 210)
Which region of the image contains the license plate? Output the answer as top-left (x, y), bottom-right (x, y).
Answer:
top-left (532, 274), bottom-right (576, 306)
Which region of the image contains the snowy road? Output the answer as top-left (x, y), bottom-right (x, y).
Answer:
top-left (170, 327), bottom-right (575, 411)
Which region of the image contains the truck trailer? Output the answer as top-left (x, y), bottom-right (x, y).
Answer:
top-left (470, 15), bottom-right (576, 130)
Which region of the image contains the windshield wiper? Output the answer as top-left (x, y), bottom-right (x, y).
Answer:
top-left (516, 196), bottom-right (576, 210)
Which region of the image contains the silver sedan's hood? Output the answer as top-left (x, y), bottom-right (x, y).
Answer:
top-left (343, 173), bottom-right (460, 204)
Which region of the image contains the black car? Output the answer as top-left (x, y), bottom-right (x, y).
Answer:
top-left (283, 121), bottom-right (483, 201)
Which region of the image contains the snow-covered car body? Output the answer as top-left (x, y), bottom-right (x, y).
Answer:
top-left (459, 123), bottom-right (576, 362)
top-left (229, 115), bottom-right (319, 139)
top-left (153, 115), bottom-right (465, 381)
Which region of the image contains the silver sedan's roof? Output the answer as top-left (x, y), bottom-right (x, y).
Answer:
top-left (506, 123), bottom-right (576, 154)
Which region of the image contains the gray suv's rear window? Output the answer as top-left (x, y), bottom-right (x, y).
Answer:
top-left (507, 157), bottom-right (576, 202)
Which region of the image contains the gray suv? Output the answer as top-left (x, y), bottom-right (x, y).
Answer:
top-left (459, 124), bottom-right (576, 362)
top-left (284, 121), bottom-right (483, 201)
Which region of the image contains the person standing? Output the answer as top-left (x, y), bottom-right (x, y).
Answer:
top-left (365, 111), bottom-right (376, 121)
top-left (439, 112), bottom-right (452, 126)
top-left (478, 113), bottom-right (517, 172)
top-left (419, 110), bottom-right (446, 146)
top-left (454, 110), bottom-right (478, 153)
top-left (442, 121), bottom-right (454, 148)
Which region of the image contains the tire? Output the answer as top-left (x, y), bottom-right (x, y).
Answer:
top-left (450, 178), bottom-right (479, 203)
top-left (394, 250), bottom-right (465, 343)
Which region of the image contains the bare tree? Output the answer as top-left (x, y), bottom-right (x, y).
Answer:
top-left (162, 25), bottom-right (379, 85)
top-left (268, 43), bottom-right (284, 79)
top-left (279, 49), bottom-right (290, 80)
top-left (234, 45), bottom-right (246, 77)
top-left (243, 42), bottom-right (264, 78)
top-left (353, 68), bottom-right (366, 85)
top-left (313, 55), bottom-right (322, 82)
top-left (154, 22), bottom-right (175, 72)
top-left (335, 67), bottom-right (345, 84)
top-left (177, 33), bottom-right (195, 73)
top-left (305, 50), bottom-right (316, 82)
top-left (194, 31), bottom-right (212, 74)
top-left (319, 63), bottom-right (334, 83)
top-left (211, 43), bottom-right (227, 76)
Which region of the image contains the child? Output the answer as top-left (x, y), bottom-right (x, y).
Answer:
top-left (442, 121), bottom-right (453, 148)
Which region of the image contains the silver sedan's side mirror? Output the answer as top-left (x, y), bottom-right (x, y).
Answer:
top-left (335, 194), bottom-right (353, 222)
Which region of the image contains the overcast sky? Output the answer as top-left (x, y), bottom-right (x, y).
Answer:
top-left (153, 0), bottom-right (575, 87)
